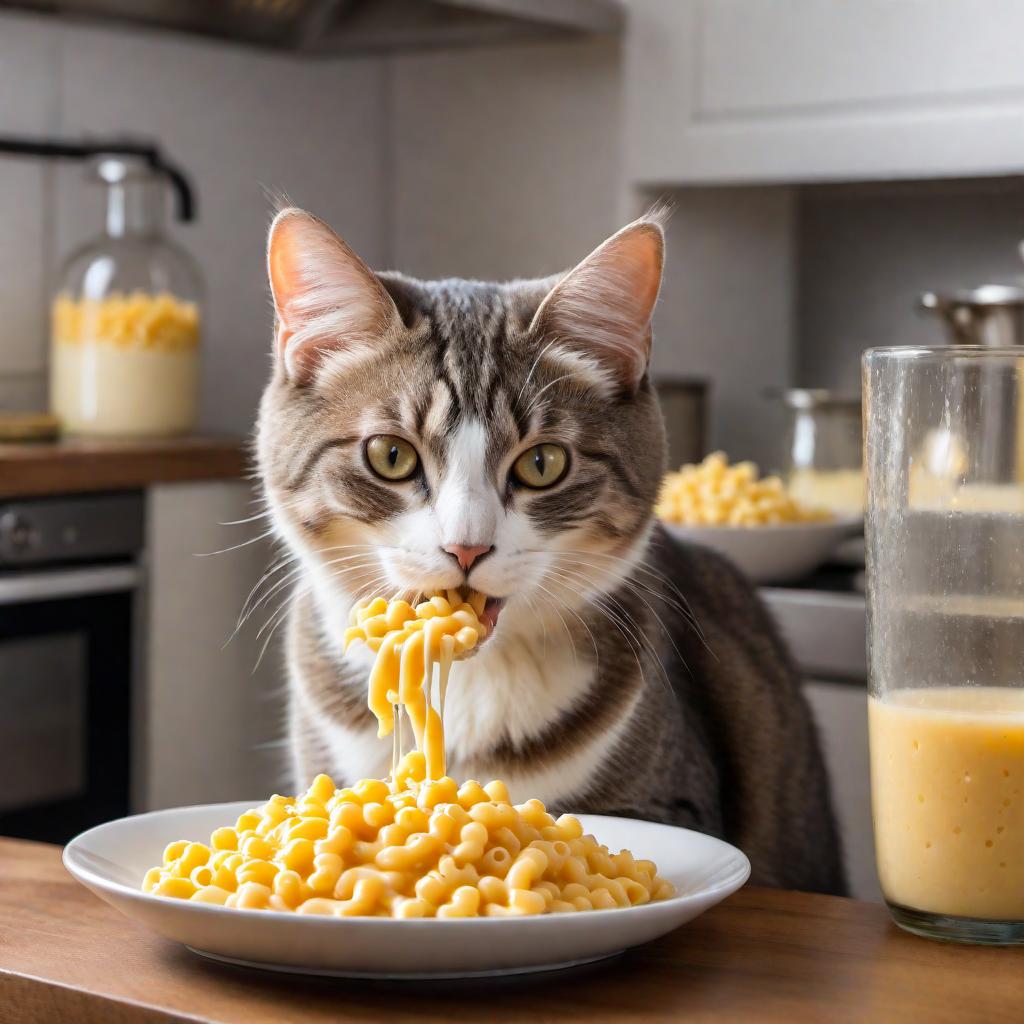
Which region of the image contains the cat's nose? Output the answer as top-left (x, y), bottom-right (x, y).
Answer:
top-left (442, 543), bottom-right (493, 571)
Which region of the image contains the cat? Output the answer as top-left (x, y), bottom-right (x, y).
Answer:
top-left (256, 206), bottom-right (846, 895)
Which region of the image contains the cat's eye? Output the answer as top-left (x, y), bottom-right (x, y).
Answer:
top-left (366, 435), bottom-right (419, 481)
top-left (512, 443), bottom-right (568, 489)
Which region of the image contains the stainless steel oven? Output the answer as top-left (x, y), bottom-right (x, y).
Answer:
top-left (0, 492), bottom-right (143, 842)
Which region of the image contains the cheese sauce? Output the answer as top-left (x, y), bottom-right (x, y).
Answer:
top-left (344, 589), bottom-right (488, 780)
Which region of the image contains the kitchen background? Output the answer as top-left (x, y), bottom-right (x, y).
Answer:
top-left (4, 0), bottom-right (1024, 903)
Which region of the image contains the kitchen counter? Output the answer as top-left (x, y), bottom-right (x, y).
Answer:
top-left (0, 436), bottom-right (248, 499)
top-left (2, 838), bottom-right (1021, 1023)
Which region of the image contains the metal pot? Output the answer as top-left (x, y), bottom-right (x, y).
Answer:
top-left (919, 284), bottom-right (1024, 347)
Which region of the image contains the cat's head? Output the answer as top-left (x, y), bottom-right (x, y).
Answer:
top-left (257, 207), bottom-right (666, 647)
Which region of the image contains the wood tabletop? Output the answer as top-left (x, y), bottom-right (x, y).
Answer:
top-left (1, 839), bottom-right (1021, 1023)
top-left (0, 436), bottom-right (248, 499)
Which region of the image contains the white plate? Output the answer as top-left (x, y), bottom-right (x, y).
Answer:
top-left (664, 515), bottom-right (862, 584)
top-left (64, 802), bottom-right (750, 979)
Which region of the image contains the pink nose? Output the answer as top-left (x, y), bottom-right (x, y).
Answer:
top-left (442, 543), bottom-right (493, 571)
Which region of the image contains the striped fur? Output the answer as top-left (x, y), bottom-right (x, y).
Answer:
top-left (256, 210), bottom-right (845, 894)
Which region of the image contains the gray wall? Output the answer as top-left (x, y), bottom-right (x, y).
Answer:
top-left (388, 38), bottom-right (626, 280)
top-left (797, 177), bottom-right (1024, 393)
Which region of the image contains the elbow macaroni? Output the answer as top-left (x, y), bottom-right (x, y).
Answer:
top-left (656, 451), bottom-right (832, 526)
top-left (343, 588), bottom-right (487, 781)
top-left (142, 754), bottom-right (675, 917)
top-left (143, 588), bottom-right (675, 917)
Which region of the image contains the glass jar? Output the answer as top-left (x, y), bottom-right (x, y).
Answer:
top-left (777, 388), bottom-right (864, 516)
top-left (50, 156), bottom-right (202, 437)
top-left (864, 347), bottom-right (1024, 945)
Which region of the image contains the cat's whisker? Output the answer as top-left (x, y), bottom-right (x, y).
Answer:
top-left (238, 559), bottom-right (313, 632)
top-left (235, 552), bottom-right (297, 630)
top-left (534, 576), bottom-right (598, 671)
top-left (551, 561), bottom-right (693, 685)
top-left (585, 549), bottom-right (703, 631)
top-left (530, 585), bottom-right (577, 669)
top-left (545, 566), bottom-right (674, 698)
top-left (254, 582), bottom-right (310, 670)
top-left (220, 492), bottom-right (308, 528)
top-left (534, 546), bottom-right (706, 644)
top-left (229, 574), bottom-right (294, 648)
top-left (520, 592), bottom-right (550, 656)
top-left (551, 553), bottom-right (697, 650)
top-left (197, 525), bottom-right (280, 558)
top-left (239, 545), bottom-right (376, 635)
top-left (236, 543), bottom-right (378, 637)
top-left (519, 372), bottom-right (576, 420)
top-left (514, 336), bottom-right (560, 411)
top-left (558, 580), bottom-right (646, 693)
top-left (554, 551), bottom-right (693, 618)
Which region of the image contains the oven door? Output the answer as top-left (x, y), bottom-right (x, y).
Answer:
top-left (0, 564), bottom-right (137, 843)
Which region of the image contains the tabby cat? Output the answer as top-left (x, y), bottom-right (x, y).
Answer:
top-left (256, 207), bottom-right (845, 895)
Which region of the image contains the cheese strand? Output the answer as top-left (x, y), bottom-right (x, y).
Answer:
top-left (344, 590), bottom-right (486, 780)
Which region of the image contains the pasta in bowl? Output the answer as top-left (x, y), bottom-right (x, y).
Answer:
top-left (657, 453), bottom-right (860, 583)
top-left (63, 587), bottom-right (749, 974)
top-left (140, 756), bottom-right (674, 919)
top-left (63, 804), bottom-right (749, 977)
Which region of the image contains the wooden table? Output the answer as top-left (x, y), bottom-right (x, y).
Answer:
top-left (1, 838), bottom-right (1020, 1023)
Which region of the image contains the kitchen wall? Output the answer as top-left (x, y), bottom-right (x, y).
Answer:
top-left (388, 37), bottom-right (626, 280)
top-left (0, 11), bottom-right (389, 433)
top-left (797, 176), bottom-right (1024, 394)
top-left (386, 39), bottom-right (797, 466)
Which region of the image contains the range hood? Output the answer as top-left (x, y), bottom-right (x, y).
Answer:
top-left (4, 0), bottom-right (623, 54)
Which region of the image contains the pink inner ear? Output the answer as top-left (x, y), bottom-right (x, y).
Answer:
top-left (268, 216), bottom-right (309, 355)
top-left (266, 208), bottom-right (398, 381)
top-left (532, 220), bottom-right (664, 390)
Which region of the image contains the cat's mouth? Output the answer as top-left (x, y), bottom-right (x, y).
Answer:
top-left (479, 595), bottom-right (506, 633)
top-left (461, 587), bottom-right (506, 637)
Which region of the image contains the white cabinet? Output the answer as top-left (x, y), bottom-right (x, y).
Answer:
top-left (626, 0), bottom-right (1024, 185)
top-left (143, 482), bottom-right (282, 810)
top-left (804, 680), bottom-right (881, 902)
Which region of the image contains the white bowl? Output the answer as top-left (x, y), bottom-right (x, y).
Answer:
top-left (64, 802), bottom-right (750, 979)
top-left (663, 516), bottom-right (862, 584)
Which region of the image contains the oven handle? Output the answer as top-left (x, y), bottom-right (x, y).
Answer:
top-left (0, 564), bottom-right (141, 605)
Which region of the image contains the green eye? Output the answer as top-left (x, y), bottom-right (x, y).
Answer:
top-left (366, 435), bottom-right (419, 481)
top-left (512, 444), bottom-right (568, 489)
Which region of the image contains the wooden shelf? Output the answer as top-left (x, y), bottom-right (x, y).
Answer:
top-left (0, 436), bottom-right (249, 500)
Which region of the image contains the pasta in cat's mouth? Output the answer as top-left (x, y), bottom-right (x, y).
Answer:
top-left (474, 592), bottom-right (505, 632)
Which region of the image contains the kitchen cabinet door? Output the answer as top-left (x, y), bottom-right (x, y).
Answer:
top-left (144, 482), bottom-right (282, 810)
top-left (803, 679), bottom-right (881, 902)
top-left (626, 0), bottom-right (1024, 185)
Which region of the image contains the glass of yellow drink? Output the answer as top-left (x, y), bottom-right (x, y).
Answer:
top-left (864, 347), bottom-right (1024, 944)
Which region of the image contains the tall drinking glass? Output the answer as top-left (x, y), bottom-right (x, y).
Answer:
top-left (864, 347), bottom-right (1024, 944)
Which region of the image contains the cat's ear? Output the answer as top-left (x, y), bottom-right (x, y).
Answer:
top-left (530, 217), bottom-right (664, 393)
top-left (267, 207), bottom-right (399, 383)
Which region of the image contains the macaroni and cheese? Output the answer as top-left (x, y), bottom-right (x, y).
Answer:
top-left (142, 588), bottom-right (675, 918)
top-left (657, 451), bottom-right (831, 526)
top-left (343, 589), bottom-right (486, 781)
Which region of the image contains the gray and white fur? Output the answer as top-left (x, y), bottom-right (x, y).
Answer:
top-left (256, 207), bottom-right (845, 895)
